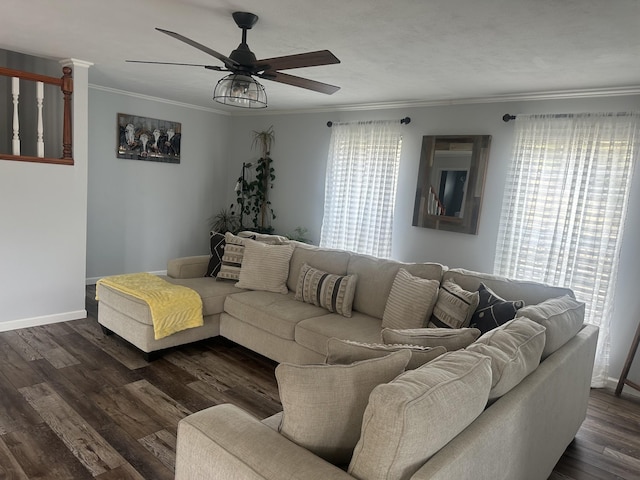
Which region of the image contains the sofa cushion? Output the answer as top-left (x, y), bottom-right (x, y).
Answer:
top-left (224, 291), bottom-right (327, 340)
top-left (467, 317), bottom-right (546, 400)
top-left (276, 350), bottom-right (411, 465)
top-left (443, 268), bottom-right (573, 306)
top-left (470, 283), bottom-right (525, 334)
top-left (347, 255), bottom-right (444, 320)
top-left (287, 243), bottom-right (351, 292)
top-left (163, 276), bottom-right (245, 318)
top-left (235, 241), bottom-right (294, 294)
top-left (296, 312), bottom-right (384, 355)
top-left (205, 231), bottom-right (226, 277)
top-left (295, 264), bottom-right (358, 317)
top-left (516, 294), bottom-right (585, 359)
top-left (326, 338), bottom-right (446, 370)
top-left (382, 327), bottom-right (481, 351)
top-left (381, 269), bottom-right (439, 330)
top-left (348, 350), bottom-right (492, 480)
top-left (428, 280), bottom-right (479, 329)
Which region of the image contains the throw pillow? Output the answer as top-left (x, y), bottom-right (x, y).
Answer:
top-left (470, 283), bottom-right (525, 334)
top-left (428, 279), bottom-right (480, 329)
top-left (466, 317), bottom-right (546, 401)
top-left (235, 240), bottom-right (295, 294)
top-left (348, 351), bottom-right (492, 480)
top-left (515, 294), bottom-right (585, 359)
top-left (216, 232), bottom-right (247, 281)
top-left (382, 327), bottom-right (481, 351)
top-left (325, 338), bottom-right (446, 370)
top-left (276, 349), bottom-right (411, 465)
top-left (381, 268), bottom-right (440, 330)
top-left (205, 231), bottom-right (226, 277)
top-left (295, 263), bottom-right (358, 318)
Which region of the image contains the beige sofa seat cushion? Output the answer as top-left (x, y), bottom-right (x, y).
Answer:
top-left (276, 350), bottom-right (411, 465)
top-left (347, 255), bottom-right (444, 320)
top-left (326, 338), bottom-right (446, 370)
top-left (295, 312), bottom-right (384, 355)
top-left (224, 291), bottom-right (327, 340)
top-left (348, 351), bottom-right (492, 480)
top-left (516, 294), bottom-right (585, 359)
top-left (382, 327), bottom-right (481, 351)
top-left (287, 243), bottom-right (351, 292)
top-left (443, 268), bottom-right (574, 306)
top-left (165, 277), bottom-right (245, 318)
top-left (467, 317), bottom-right (546, 400)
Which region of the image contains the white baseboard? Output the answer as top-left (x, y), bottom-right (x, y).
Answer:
top-left (0, 310), bottom-right (87, 332)
top-left (86, 270), bottom-right (168, 285)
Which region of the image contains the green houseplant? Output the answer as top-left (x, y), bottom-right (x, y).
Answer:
top-left (236, 126), bottom-right (276, 233)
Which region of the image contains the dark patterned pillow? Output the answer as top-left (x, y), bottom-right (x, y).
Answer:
top-left (470, 283), bottom-right (525, 334)
top-left (205, 231), bottom-right (226, 277)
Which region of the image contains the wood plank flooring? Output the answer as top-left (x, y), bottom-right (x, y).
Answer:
top-left (0, 285), bottom-right (637, 479)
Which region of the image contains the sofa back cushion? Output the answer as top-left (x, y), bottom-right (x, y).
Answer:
top-left (348, 350), bottom-right (492, 480)
top-left (443, 268), bottom-right (574, 306)
top-left (467, 317), bottom-right (546, 401)
top-left (515, 294), bottom-right (585, 359)
top-left (287, 243), bottom-right (351, 292)
top-left (347, 254), bottom-right (444, 319)
top-left (276, 350), bottom-right (411, 466)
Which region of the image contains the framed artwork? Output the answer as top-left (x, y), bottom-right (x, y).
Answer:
top-left (117, 113), bottom-right (181, 163)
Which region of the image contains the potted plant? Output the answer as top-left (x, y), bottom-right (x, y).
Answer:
top-left (236, 126), bottom-right (276, 233)
top-left (209, 204), bottom-right (240, 234)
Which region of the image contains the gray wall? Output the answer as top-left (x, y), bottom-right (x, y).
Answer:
top-left (228, 95), bottom-right (640, 387)
top-left (86, 88), bottom-right (231, 280)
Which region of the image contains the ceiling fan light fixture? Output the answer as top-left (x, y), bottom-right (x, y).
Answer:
top-left (213, 73), bottom-right (267, 108)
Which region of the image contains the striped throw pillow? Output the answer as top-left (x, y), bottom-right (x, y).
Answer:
top-left (428, 280), bottom-right (480, 329)
top-left (295, 263), bottom-right (358, 317)
top-left (382, 268), bottom-right (440, 330)
top-left (216, 232), bottom-right (247, 281)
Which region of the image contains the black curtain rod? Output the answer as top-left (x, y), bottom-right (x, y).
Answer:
top-left (326, 117), bottom-right (411, 127)
top-left (503, 114), bottom-right (517, 122)
top-left (503, 112), bottom-right (632, 123)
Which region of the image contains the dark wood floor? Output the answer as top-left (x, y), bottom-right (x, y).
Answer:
top-left (0, 286), bottom-right (638, 479)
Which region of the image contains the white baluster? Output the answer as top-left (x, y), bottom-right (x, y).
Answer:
top-left (36, 81), bottom-right (44, 157)
top-left (12, 77), bottom-right (20, 155)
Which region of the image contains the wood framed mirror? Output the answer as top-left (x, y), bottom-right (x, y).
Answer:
top-left (412, 135), bottom-right (491, 235)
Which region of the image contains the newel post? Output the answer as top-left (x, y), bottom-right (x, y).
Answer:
top-left (61, 66), bottom-right (73, 160)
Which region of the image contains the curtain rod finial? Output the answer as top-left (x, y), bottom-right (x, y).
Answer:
top-left (401, 117), bottom-right (411, 125)
top-left (503, 114), bottom-right (516, 122)
top-left (327, 121), bottom-right (333, 127)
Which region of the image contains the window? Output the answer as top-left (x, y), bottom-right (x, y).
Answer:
top-left (320, 121), bottom-right (403, 257)
top-left (495, 112), bottom-right (639, 386)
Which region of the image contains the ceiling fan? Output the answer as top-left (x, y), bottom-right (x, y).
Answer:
top-left (127, 11), bottom-right (341, 108)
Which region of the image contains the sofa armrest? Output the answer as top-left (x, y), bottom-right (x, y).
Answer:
top-left (167, 255), bottom-right (210, 279)
top-left (175, 404), bottom-right (353, 480)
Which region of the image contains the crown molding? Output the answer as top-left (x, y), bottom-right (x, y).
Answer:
top-left (89, 84), bottom-right (640, 117)
top-left (88, 84), bottom-right (231, 115)
top-left (231, 86), bottom-right (640, 117)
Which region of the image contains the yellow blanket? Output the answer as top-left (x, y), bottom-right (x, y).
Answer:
top-left (97, 273), bottom-right (203, 340)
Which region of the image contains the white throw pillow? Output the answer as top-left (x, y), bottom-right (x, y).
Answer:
top-left (467, 317), bottom-right (546, 400)
top-left (381, 268), bottom-right (440, 330)
top-left (276, 349), bottom-right (411, 465)
top-left (515, 294), bottom-right (584, 359)
top-left (348, 351), bottom-right (492, 480)
top-left (235, 240), bottom-right (294, 294)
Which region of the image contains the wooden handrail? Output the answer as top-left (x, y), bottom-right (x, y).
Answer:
top-left (0, 65), bottom-right (73, 165)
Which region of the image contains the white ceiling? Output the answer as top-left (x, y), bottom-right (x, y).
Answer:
top-left (3, 0), bottom-right (640, 113)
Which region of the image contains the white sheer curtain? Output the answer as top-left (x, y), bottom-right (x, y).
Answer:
top-left (320, 121), bottom-right (403, 257)
top-left (495, 112), bottom-right (639, 387)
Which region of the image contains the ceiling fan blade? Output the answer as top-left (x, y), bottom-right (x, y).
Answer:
top-left (260, 71), bottom-right (340, 95)
top-left (126, 60), bottom-right (223, 70)
top-left (254, 50), bottom-right (340, 72)
top-left (155, 28), bottom-right (239, 69)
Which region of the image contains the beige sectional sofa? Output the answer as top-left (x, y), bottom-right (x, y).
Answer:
top-left (96, 237), bottom-right (598, 479)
